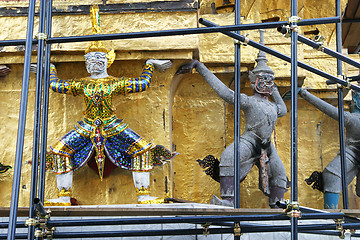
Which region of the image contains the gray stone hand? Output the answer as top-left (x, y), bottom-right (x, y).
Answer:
top-left (30, 63), bottom-right (55, 73)
top-left (176, 59), bottom-right (200, 75)
top-left (145, 59), bottom-right (172, 71)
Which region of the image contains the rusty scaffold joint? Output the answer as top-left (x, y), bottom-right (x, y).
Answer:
top-left (283, 200), bottom-right (301, 218)
top-left (337, 75), bottom-right (352, 89)
top-left (234, 33), bottom-right (250, 46)
top-left (313, 34), bottom-right (325, 51)
top-left (27, 200), bottom-right (55, 239)
top-left (34, 226), bottom-right (56, 239)
top-left (234, 222), bottom-right (242, 237)
top-left (288, 16), bottom-right (302, 24)
top-left (35, 32), bottom-right (49, 41)
top-left (201, 222), bottom-right (211, 236)
top-left (335, 219), bottom-right (346, 239)
top-left (278, 24), bottom-right (300, 38)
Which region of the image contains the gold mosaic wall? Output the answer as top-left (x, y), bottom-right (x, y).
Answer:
top-left (0, 0), bottom-right (358, 209)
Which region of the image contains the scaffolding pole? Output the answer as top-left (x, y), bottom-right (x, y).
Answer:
top-left (27, 0), bottom-right (47, 239)
top-left (290, 0), bottom-right (299, 238)
top-left (44, 17), bottom-right (340, 44)
top-left (3, 0), bottom-right (360, 238)
top-left (336, 0), bottom-right (349, 209)
top-left (277, 201), bottom-right (360, 223)
top-left (4, 221), bottom-right (360, 239)
top-left (7, 1), bottom-right (36, 239)
top-left (199, 19), bottom-right (360, 92)
top-left (277, 26), bottom-right (360, 70)
top-left (234, 0), bottom-right (241, 211)
top-left (0, 212), bottom-right (347, 228)
top-left (0, 17), bottom-right (340, 47)
top-left (38, 0), bottom-right (53, 203)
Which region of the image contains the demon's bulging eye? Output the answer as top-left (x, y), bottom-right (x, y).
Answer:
top-left (257, 81), bottom-right (265, 89)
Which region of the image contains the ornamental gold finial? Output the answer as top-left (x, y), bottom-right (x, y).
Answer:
top-left (90, 5), bottom-right (101, 34)
top-left (85, 5), bottom-right (115, 68)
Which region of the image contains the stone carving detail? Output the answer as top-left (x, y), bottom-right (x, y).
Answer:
top-left (0, 162), bottom-right (12, 174)
top-left (177, 30), bottom-right (288, 208)
top-left (39, 5), bottom-right (177, 206)
top-left (300, 88), bottom-right (360, 209)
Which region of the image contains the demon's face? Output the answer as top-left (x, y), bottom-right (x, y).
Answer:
top-left (85, 52), bottom-right (108, 75)
top-left (254, 73), bottom-right (275, 95)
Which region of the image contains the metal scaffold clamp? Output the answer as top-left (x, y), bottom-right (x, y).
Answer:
top-left (288, 16), bottom-right (302, 24)
top-left (26, 199), bottom-right (55, 239)
top-left (234, 223), bottom-right (242, 237)
top-left (344, 78), bottom-right (352, 89)
top-left (33, 215), bottom-right (55, 239)
top-left (25, 214), bottom-right (55, 239)
top-left (337, 75), bottom-right (351, 89)
top-left (282, 16), bottom-right (301, 34)
top-left (34, 226), bottom-right (56, 239)
top-left (234, 33), bottom-right (250, 46)
top-left (201, 222), bottom-right (211, 236)
top-left (313, 35), bottom-right (325, 43)
top-left (35, 32), bottom-right (49, 41)
top-left (342, 229), bottom-right (355, 240)
top-left (335, 219), bottom-right (346, 239)
top-left (25, 218), bottom-right (38, 226)
top-left (313, 34), bottom-right (325, 50)
top-left (283, 200), bottom-right (301, 218)
top-left (279, 25), bottom-right (292, 38)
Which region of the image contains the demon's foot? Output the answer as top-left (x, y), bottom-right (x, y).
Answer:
top-left (305, 171), bottom-right (323, 191)
top-left (44, 196), bottom-right (71, 206)
top-left (138, 196), bottom-right (166, 204)
top-left (210, 195), bottom-right (233, 207)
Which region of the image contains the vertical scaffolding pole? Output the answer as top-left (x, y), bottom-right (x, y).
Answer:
top-left (27, 0), bottom-right (47, 239)
top-left (38, 0), bottom-right (53, 203)
top-left (336, 0), bottom-right (349, 209)
top-left (234, 0), bottom-right (241, 209)
top-left (234, 0), bottom-right (241, 238)
top-left (7, 1), bottom-right (36, 240)
top-left (290, 0), bottom-right (299, 238)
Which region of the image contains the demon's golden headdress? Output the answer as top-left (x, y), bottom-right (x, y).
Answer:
top-left (85, 5), bottom-right (115, 68)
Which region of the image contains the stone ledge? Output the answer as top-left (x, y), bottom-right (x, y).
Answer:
top-left (0, 205), bottom-right (284, 217)
top-left (0, 50), bottom-right (194, 64)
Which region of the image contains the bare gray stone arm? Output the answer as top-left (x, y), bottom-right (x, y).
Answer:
top-left (176, 59), bottom-right (250, 105)
top-left (299, 88), bottom-right (339, 119)
top-left (271, 86), bottom-right (287, 117)
top-left (299, 88), bottom-right (355, 126)
top-left (194, 62), bottom-right (236, 104)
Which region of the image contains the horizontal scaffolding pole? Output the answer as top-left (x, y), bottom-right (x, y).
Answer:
top-left (0, 17), bottom-right (339, 47)
top-left (277, 201), bottom-right (360, 223)
top-left (0, 222), bottom-right (25, 228)
top-left (199, 19), bottom-right (360, 92)
top-left (47, 213), bottom-right (345, 227)
top-left (3, 222), bottom-right (360, 239)
top-left (0, 212), bottom-right (345, 228)
top-left (342, 18), bottom-right (360, 23)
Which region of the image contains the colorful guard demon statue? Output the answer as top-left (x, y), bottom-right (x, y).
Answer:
top-left (302, 88), bottom-right (360, 209)
top-left (44, 6), bottom-right (177, 206)
top-left (177, 30), bottom-right (288, 208)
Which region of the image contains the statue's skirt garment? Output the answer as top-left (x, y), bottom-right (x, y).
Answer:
top-left (46, 116), bottom-right (169, 175)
